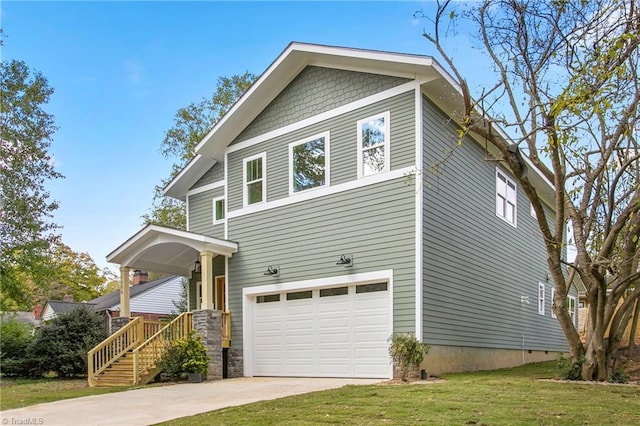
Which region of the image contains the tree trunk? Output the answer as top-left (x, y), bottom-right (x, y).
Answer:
top-left (627, 299), bottom-right (639, 359)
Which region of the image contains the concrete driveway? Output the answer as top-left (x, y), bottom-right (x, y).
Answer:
top-left (0, 377), bottom-right (382, 426)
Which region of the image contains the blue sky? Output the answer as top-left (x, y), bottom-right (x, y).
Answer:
top-left (2, 1), bottom-right (486, 271)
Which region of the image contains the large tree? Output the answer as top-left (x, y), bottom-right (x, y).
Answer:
top-left (422, 0), bottom-right (639, 380)
top-left (0, 58), bottom-right (63, 310)
top-left (143, 72), bottom-right (257, 228)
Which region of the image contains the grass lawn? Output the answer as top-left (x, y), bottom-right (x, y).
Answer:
top-left (158, 362), bottom-right (640, 426)
top-left (0, 377), bottom-right (130, 410)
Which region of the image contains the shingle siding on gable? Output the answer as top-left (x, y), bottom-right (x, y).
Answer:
top-left (421, 95), bottom-right (572, 351)
top-left (234, 66), bottom-right (410, 143)
top-left (188, 187), bottom-right (224, 239)
top-left (226, 90), bottom-right (415, 212)
top-left (193, 162), bottom-right (224, 189)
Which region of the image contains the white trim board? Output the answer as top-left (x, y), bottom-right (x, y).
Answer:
top-left (187, 180), bottom-right (225, 196)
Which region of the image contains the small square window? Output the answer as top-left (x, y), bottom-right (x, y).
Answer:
top-left (212, 197), bottom-right (225, 224)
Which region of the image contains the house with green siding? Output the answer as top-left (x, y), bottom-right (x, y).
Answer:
top-left (97, 43), bottom-right (577, 385)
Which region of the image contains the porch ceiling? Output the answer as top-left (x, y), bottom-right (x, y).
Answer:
top-left (107, 225), bottom-right (238, 276)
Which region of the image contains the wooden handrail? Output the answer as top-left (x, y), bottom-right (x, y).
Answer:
top-left (132, 312), bottom-right (193, 385)
top-left (142, 320), bottom-right (164, 339)
top-left (87, 317), bottom-right (144, 387)
top-left (222, 311), bottom-right (231, 348)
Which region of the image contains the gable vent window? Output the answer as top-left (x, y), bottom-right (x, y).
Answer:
top-left (496, 168), bottom-right (517, 226)
top-left (243, 153), bottom-right (266, 206)
top-left (357, 111), bottom-right (390, 178)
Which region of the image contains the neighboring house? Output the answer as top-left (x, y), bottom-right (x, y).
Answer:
top-left (89, 273), bottom-right (185, 326)
top-left (41, 298), bottom-right (94, 322)
top-left (0, 311), bottom-right (41, 332)
top-left (106, 43), bottom-right (578, 380)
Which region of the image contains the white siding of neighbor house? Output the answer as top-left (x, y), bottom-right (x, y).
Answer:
top-left (112, 277), bottom-right (185, 315)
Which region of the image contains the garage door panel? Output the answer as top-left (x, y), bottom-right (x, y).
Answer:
top-left (252, 281), bottom-right (391, 378)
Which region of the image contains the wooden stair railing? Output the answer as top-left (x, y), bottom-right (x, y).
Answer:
top-left (87, 317), bottom-right (144, 387)
top-left (132, 312), bottom-right (193, 385)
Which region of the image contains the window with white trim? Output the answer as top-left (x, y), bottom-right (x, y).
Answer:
top-left (289, 132), bottom-right (329, 194)
top-left (538, 282), bottom-right (545, 315)
top-left (567, 295), bottom-right (577, 323)
top-left (212, 197), bottom-right (225, 224)
top-left (243, 153), bottom-right (266, 206)
top-left (530, 202), bottom-right (537, 219)
top-left (357, 111), bottom-right (390, 177)
top-left (551, 287), bottom-right (557, 318)
top-left (496, 169), bottom-right (517, 226)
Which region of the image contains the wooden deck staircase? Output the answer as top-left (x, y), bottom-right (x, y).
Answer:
top-left (87, 313), bottom-right (192, 387)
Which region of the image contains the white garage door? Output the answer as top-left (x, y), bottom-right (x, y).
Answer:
top-left (252, 282), bottom-right (391, 378)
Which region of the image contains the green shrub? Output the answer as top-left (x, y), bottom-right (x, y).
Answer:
top-left (29, 306), bottom-right (107, 377)
top-left (388, 333), bottom-right (429, 381)
top-left (556, 354), bottom-right (585, 380)
top-left (159, 331), bottom-right (209, 380)
top-left (0, 317), bottom-right (36, 376)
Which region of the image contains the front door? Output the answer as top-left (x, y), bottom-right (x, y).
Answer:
top-left (215, 276), bottom-right (226, 311)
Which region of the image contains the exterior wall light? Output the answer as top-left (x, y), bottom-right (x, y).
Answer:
top-left (336, 254), bottom-right (353, 267)
top-left (263, 266), bottom-right (279, 277)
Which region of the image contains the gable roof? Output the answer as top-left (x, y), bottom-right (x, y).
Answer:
top-left (89, 275), bottom-right (182, 311)
top-left (43, 300), bottom-right (95, 315)
top-left (0, 311), bottom-right (41, 327)
top-left (164, 42), bottom-right (554, 207)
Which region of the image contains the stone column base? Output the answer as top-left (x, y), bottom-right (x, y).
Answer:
top-left (193, 309), bottom-right (223, 380)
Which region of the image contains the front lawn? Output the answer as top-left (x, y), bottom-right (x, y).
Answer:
top-left (158, 362), bottom-right (640, 425)
top-left (0, 378), bottom-right (128, 410)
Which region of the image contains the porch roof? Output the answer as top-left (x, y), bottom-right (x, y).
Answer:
top-left (107, 225), bottom-right (238, 276)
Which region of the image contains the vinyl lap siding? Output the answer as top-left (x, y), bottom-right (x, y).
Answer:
top-left (193, 162), bottom-right (224, 189)
top-left (421, 95), bottom-right (569, 351)
top-left (188, 188), bottom-right (225, 239)
top-left (114, 278), bottom-right (185, 315)
top-left (235, 66), bottom-right (410, 143)
top-left (227, 91), bottom-right (415, 212)
top-left (227, 179), bottom-right (416, 352)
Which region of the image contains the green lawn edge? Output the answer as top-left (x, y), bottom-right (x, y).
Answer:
top-left (156, 362), bottom-right (640, 426)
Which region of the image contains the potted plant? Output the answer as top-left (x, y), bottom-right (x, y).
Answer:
top-left (178, 332), bottom-right (209, 383)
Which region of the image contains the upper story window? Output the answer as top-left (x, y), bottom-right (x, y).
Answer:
top-left (357, 111), bottom-right (390, 177)
top-left (496, 169), bottom-right (517, 226)
top-left (243, 153), bottom-right (266, 206)
top-left (289, 132), bottom-right (329, 194)
top-left (538, 282), bottom-right (545, 315)
top-left (212, 197), bottom-right (225, 224)
top-left (551, 287), bottom-right (557, 319)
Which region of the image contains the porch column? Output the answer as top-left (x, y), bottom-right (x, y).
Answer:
top-left (120, 266), bottom-right (131, 317)
top-left (200, 251), bottom-right (214, 310)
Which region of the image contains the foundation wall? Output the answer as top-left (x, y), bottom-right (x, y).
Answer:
top-left (422, 345), bottom-right (566, 376)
